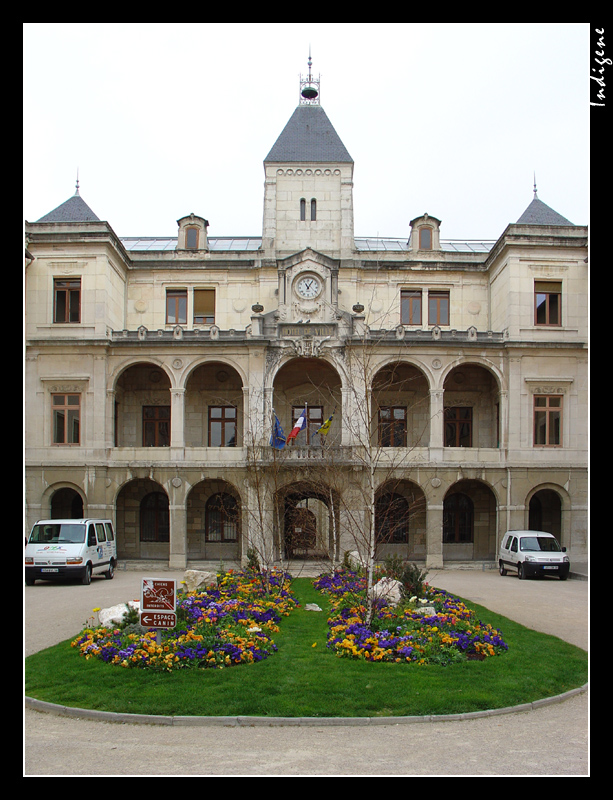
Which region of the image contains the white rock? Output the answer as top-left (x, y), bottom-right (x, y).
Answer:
top-left (182, 570), bottom-right (217, 592)
top-left (98, 601), bottom-right (139, 628)
top-left (369, 577), bottom-right (404, 607)
top-left (305, 603), bottom-right (323, 612)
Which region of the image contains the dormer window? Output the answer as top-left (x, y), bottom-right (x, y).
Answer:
top-left (176, 213), bottom-right (209, 252)
top-left (409, 213), bottom-right (441, 253)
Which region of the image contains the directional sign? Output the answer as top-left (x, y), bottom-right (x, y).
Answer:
top-left (140, 611), bottom-right (177, 629)
top-left (141, 578), bottom-right (176, 612)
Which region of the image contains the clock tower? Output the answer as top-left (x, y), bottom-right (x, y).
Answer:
top-left (261, 56), bottom-right (355, 262)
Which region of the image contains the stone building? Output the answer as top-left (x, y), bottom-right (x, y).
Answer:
top-left (24, 65), bottom-right (588, 570)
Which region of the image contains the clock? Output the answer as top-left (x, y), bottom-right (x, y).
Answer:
top-left (296, 275), bottom-right (321, 299)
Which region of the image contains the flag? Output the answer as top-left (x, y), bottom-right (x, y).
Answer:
top-left (270, 412), bottom-right (286, 449)
top-left (286, 405), bottom-right (308, 442)
top-left (316, 412), bottom-right (334, 436)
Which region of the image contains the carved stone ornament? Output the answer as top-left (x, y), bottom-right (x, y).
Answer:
top-left (290, 336), bottom-right (330, 358)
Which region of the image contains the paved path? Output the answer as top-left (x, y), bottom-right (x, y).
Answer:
top-left (24, 566), bottom-right (589, 776)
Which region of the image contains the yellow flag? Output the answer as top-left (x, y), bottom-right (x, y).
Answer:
top-left (316, 413), bottom-right (334, 436)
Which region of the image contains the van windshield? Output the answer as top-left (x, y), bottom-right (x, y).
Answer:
top-left (29, 523), bottom-right (86, 544)
top-left (519, 536), bottom-right (561, 552)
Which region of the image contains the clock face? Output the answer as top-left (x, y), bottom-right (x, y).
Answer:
top-left (296, 275), bottom-right (321, 299)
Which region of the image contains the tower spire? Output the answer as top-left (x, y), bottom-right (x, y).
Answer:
top-left (300, 49), bottom-right (320, 105)
top-left (533, 172), bottom-right (538, 199)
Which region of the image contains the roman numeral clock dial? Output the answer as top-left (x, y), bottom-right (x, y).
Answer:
top-left (296, 275), bottom-right (321, 299)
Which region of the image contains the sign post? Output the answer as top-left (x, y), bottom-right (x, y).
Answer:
top-left (140, 578), bottom-right (177, 642)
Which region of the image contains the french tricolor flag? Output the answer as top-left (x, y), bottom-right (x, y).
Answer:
top-left (286, 405), bottom-right (307, 442)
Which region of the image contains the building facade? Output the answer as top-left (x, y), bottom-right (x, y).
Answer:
top-left (24, 71), bottom-right (588, 570)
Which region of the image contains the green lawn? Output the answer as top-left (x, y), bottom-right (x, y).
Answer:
top-left (25, 578), bottom-right (588, 718)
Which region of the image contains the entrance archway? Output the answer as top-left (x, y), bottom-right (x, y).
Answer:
top-left (50, 486), bottom-right (84, 519)
top-left (529, 488), bottom-right (562, 541)
top-left (443, 480), bottom-right (497, 561)
top-left (116, 478), bottom-right (169, 560)
top-left (277, 481), bottom-right (338, 560)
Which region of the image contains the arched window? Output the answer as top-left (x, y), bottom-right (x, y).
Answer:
top-left (443, 493), bottom-right (473, 543)
top-left (206, 493), bottom-right (239, 542)
top-left (375, 493), bottom-right (410, 543)
top-left (140, 492), bottom-right (169, 542)
top-left (300, 198), bottom-right (306, 221)
top-left (186, 227), bottom-right (199, 249)
top-left (419, 227), bottom-right (432, 250)
top-left (311, 198), bottom-right (317, 221)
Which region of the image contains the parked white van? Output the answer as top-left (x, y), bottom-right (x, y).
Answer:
top-left (499, 530), bottom-right (570, 580)
top-left (25, 519), bottom-right (117, 585)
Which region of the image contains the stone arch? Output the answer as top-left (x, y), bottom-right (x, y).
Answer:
top-left (443, 479), bottom-right (498, 561)
top-left (116, 478), bottom-right (169, 560)
top-left (374, 478), bottom-right (427, 560)
top-left (184, 361), bottom-right (244, 447)
top-left (112, 362), bottom-right (173, 448)
top-left (186, 478), bottom-right (242, 561)
top-left (371, 361), bottom-right (432, 448)
top-left (109, 357), bottom-right (175, 391)
top-left (40, 482), bottom-right (86, 520)
top-left (525, 482), bottom-right (570, 548)
top-left (443, 362), bottom-right (502, 449)
top-left (272, 357), bottom-right (343, 447)
top-left (274, 479), bottom-right (340, 561)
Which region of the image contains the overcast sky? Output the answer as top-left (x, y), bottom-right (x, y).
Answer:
top-left (24, 23), bottom-right (589, 242)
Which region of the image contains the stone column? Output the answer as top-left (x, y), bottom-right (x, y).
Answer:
top-left (169, 477), bottom-right (187, 570)
top-left (170, 388), bottom-right (185, 451)
top-left (425, 476), bottom-right (444, 569)
top-left (429, 389), bottom-right (444, 460)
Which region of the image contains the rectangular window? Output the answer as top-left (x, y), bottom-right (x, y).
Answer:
top-left (291, 406), bottom-right (323, 445)
top-left (142, 406), bottom-right (170, 447)
top-left (54, 279), bottom-right (81, 323)
top-left (378, 407), bottom-right (407, 447)
top-left (533, 395), bottom-right (562, 446)
top-left (428, 291), bottom-right (450, 325)
top-left (444, 407), bottom-right (472, 447)
top-left (194, 289), bottom-right (215, 325)
top-left (535, 282), bottom-right (562, 326)
top-left (52, 394), bottom-right (80, 444)
top-left (401, 290), bottom-right (422, 325)
top-left (208, 406), bottom-right (237, 447)
top-left (166, 290), bottom-right (187, 324)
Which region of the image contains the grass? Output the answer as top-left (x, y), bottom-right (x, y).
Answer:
top-left (24, 578), bottom-right (588, 718)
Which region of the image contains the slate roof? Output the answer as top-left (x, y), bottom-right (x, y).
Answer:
top-left (265, 105), bottom-right (353, 163)
top-left (516, 196), bottom-right (573, 226)
top-left (36, 192), bottom-right (100, 223)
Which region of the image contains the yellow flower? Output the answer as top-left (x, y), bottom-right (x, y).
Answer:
top-left (312, 642), bottom-right (317, 647)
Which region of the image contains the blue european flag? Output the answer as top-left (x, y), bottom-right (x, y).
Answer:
top-left (270, 412), bottom-right (286, 450)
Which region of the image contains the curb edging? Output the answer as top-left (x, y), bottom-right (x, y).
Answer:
top-left (25, 683), bottom-right (588, 727)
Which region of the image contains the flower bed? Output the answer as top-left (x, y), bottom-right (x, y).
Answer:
top-left (71, 569), bottom-right (297, 671)
top-left (314, 569), bottom-right (508, 666)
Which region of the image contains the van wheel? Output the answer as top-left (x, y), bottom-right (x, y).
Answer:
top-left (105, 562), bottom-right (115, 580)
top-left (499, 562), bottom-right (507, 576)
top-left (82, 564), bottom-right (92, 585)
top-left (518, 563), bottom-right (526, 580)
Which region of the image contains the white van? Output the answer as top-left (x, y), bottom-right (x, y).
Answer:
top-left (25, 519), bottom-right (117, 585)
top-left (499, 530), bottom-right (570, 580)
